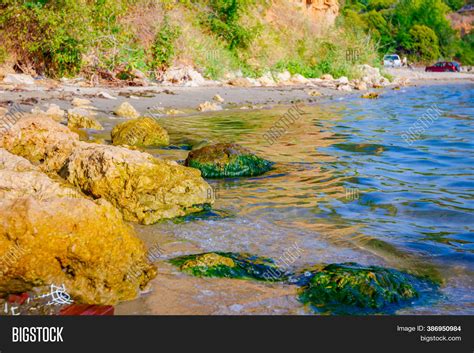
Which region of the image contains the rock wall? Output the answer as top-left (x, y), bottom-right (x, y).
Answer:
top-left (290, 0), bottom-right (339, 27)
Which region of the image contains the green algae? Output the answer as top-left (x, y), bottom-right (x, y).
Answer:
top-left (298, 263), bottom-right (423, 313)
top-left (185, 143), bottom-right (273, 178)
top-left (169, 252), bottom-right (287, 281)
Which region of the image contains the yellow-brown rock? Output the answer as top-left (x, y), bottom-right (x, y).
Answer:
top-left (114, 102), bottom-right (140, 119)
top-left (0, 149), bottom-right (80, 200)
top-left (0, 115), bottom-right (79, 173)
top-left (62, 142), bottom-right (212, 225)
top-left (67, 108), bottom-right (103, 130)
top-left (0, 148), bottom-right (156, 304)
top-left (111, 117), bottom-right (169, 147)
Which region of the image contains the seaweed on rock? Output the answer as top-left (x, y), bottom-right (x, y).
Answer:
top-left (296, 263), bottom-right (435, 314)
top-left (170, 252), bottom-right (288, 281)
top-left (185, 143), bottom-right (273, 178)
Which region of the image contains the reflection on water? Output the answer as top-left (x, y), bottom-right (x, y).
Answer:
top-left (100, 84), bottom-right (474, 314)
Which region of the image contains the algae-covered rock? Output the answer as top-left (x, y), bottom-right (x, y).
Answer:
top-left (185, 143), bottom-right (273, 178)
top-left (114, 102), bottom-right (140, 119)
top-left (67, 108), bottom-right (103, 130)
top-left (0, 115), bottom-right (79, 173)
top-left (170, 252), bottom-right (286, 281)
top-left (111, 117), bottom-right (169, 147)
top-left (361, 92), bottom-right (380, 99)
top-left (0, 148), bottom-right (156, 304)
top-left (62, 142), bottom-right (212, 224)
top-left (298, 263), bottom-right (420, 313)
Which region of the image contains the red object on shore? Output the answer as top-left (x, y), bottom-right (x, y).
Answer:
top-left (59, 304), bottom-right (115, 316)
top-left (8, 293), bottom-right (29, 305)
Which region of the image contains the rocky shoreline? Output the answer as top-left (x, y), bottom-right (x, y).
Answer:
top-left (0, 66), bottom-right (469, 315)
top-left (0, 107), bottom-right (442, 315)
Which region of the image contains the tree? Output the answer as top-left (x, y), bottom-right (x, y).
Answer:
top-left (408, 24), bottom-right (440, 62)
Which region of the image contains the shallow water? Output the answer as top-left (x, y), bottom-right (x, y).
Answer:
top-left (102, 84), bottom-right (474, 314)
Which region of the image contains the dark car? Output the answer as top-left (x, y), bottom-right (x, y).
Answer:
top-left (425, 61), bottom-right (461, 72)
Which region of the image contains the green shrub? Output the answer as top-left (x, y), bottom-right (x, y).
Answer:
top-left (408, 24), bottom-right (440, 62)
top-left (150, 15), bottom-right (181, 70)
top-left (0, 47), bottom-right (8, 65)
top-left (204, 0), bottom-right (260, 50)
top-left (0, 0), bottom-right (133, 77)
top-left (456, 32), bottom-right (474, 65)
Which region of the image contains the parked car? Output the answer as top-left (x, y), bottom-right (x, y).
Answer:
top-left (383, 54), bottom-right (402, 67)
top-left (425, 62), bottom-right (461, 72)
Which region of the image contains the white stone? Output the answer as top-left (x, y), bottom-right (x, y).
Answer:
top-left (197, 101), bottom-right (223, 112)
top-left (258, 72), bottom-right (276, 86)
top-left (337, 76), bottom-right (349, 85)
top-left (337, 84), bottom-right (352, 92)
top-left (3, 74), bottom-right (35, 85)
top-left (162, 66), bottom-right (206, 86)
top-left (97, 92), bottom-right (117, 100)
top-left (291, 74), bottom-right (309, 84)
top-left (276, 71), bottom-right (291, 83)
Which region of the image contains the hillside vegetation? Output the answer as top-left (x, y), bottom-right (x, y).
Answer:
top-left (342, 0), bottom-right (473, 64)
top-left (0, 0), bottom-right (471, 81)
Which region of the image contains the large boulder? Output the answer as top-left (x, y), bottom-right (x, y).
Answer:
top-left (185, 143), bottom-right (273, 178)
top-left (111, 117), bottom-right (169, 147)
top-left (0, 149), bottom-right (156, 304)
top-left (1, 114), bottom-right (211, 224)
top-left (298, 263), bottom-right (421, 313)
top-left (62, 143), bottom-right (212, 225)
top-left (0, 115), bottom-right (80, 173)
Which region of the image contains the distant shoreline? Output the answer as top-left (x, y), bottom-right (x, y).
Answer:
top-left (0, 73), bottom-right (472, 116)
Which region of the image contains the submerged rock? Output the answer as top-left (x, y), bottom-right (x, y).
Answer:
top-left (0, 115), bottom-right (79, 173)
top-left (0, 148), bottom-right (156, 304)
top-left (361, 92), bottom-right (380, 99)
top-left (298, 263), bottom-right (420, 313)
top-left (67, 108), bottom-right (103, 130)
top-left (62, 143), bottom-right (212, 225)
top-left (170, 252), bottom-right (286, 281)
top-left (111, 117), bottom-right (169, 147)
top-left (185, 143), bottom-right (273, 178)
top-left (114, 102), bottom-right (140, 119)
